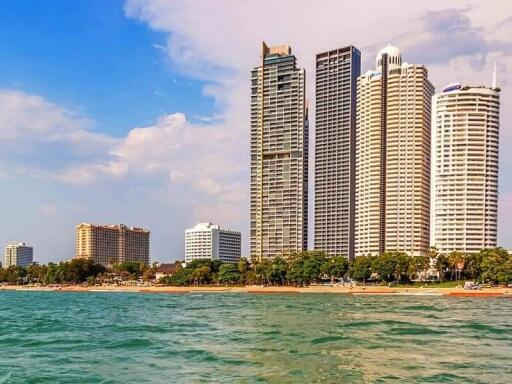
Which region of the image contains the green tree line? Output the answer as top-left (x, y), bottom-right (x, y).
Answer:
top-left (2, 247), bottom-right (510, 286)
top-left (0, 259), bottom-right (157, 285)
top-left (163, 247), bottom-right (512, 286)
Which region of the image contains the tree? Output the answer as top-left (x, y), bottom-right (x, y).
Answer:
top-left (142, 262), bottom-right (158, 282)
top-left (448, 251), bottom-right (465, 281)
top-left (480, 248), bottom-right (512, 284)
top-left (463, 253), bottom-right (482, 280)
top-left (217, 263), bottom-right (241, 284)
top-left (164, 268), bottom-right (192, 286)
top-left (0, 266), bottom-right (26, 284)
top-left (372, 254), bottom-right (394, 283)
top-left (26, 263), bottom-right (44, 284)
top-left (372, 252), bottom-right (409, 284)
top-left (321, 257), bottom-right (349, 285)
top-left (286, 251), bottom-right (327, 286)
top-left (434, 254), bottom-right (449, 282)
top-left (190, 265), bottom-right (211, 285)
top-left (348, 256), bottom-right (374, 283)
top-left (255, 259), bottom-right (273, 285)
top-left (428, 246), bottom-right (439, 259)
top-left (113, 262), bottom-right (142, 279)
top-left (270, 257), bottom-right (288, 285)
top-left (238, 258), bottom-right (250, 284)
top-left (407, 256), bottom-right (430, 281)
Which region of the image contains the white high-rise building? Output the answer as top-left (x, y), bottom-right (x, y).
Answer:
top-left (3, 243), bottom-right (33, 268)
top-left (185, 223), bottom-right (241, 263)
top-left (432, 82), bottom-right (500, 255)
top-left (355, 45), bottom-right (434, 257)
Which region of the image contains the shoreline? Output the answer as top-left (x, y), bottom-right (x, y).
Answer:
top-left (1, 285), bottom-right (512, 297)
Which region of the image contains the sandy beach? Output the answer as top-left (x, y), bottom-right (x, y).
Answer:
top-left (2, 284), bottom-right (512, 297)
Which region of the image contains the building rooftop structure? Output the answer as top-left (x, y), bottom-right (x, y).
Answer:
top-left (376, 44), bottom-right (402, 70)
top-left (77, 223), bottom-right (149, 233)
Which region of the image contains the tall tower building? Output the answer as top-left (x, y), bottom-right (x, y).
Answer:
top-left (355, 45), bottom-right (434, 257)
top-left (314, 46), bottom-right (361, 260)
top-left (432, 83), bottom-right (500, 255)
top-left (250, 42), bottom-right (308, 260)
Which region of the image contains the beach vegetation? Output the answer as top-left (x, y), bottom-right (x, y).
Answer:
top-left (1, 248), bottom-right (511, 287)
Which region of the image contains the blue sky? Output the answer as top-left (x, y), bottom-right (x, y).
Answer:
top-left (0, 0), bottom-right (511, 263)
top-left (0, 0), bottom-right (213, 136)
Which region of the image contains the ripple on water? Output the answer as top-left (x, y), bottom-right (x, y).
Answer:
top-left (0, 292), bottom-right (511, 384)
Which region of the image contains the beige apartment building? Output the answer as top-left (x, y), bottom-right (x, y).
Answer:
top-left (250, 42), bottom-right (308, 260)
top-left (75, 223), bottom-right (150, 266)
top-left (432, 83), bottom-right (500, 254)
top-left (355, 45), bottom-right (434, 257)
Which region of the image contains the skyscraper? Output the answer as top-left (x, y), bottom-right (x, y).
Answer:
top-left (250, 42), bottom-right (308, 260)
top-left (432, 82), bottom-right (500, 255)
top-left (355, 45), bottom-right (434, 257)
top-left (314, 46), bottom-right (361, 260)
top-left (75, 223), bottom-right (150, 266)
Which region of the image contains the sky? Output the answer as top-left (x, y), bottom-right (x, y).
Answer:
top-left (0, 0), bottom-right (511, 263)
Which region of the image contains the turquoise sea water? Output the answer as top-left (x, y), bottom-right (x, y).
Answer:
top-left (0, 291), bottom-right (511, 383)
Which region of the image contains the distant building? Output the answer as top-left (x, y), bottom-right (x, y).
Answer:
top-left (155, 262), bottom-right (181, 281)
top-left (355, 45), bottom-right (434, 257)
top-left (75, 223), bottom-right (150, 266)
top-left (250, 42), bottom-right (308, 260)
top-left (432, 82), bottom-right (500, 254)
top-left (185, 222), bottom-right (241, 264)
top-left (314, 45), bottom-right (361, 260)
top-left (4, 243), bottom-right (33, 268)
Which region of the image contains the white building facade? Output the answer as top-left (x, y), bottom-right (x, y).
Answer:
top-left (4, 243), bottom-right (34, 268)
top-left (185, 223), bottom-right (241, 263)
top-left (432, 83), bottom-right (500, 254)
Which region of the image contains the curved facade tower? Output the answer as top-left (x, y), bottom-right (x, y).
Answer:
top-left (432, 84), bottom-right (500, 254)
top-left (355, 46), bottom-right (434, 257)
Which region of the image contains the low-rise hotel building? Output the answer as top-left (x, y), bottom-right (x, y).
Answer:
top-left (75, 223), bottom-right (150, 266)
top-left (185, 222), bottom-right (241, 264)
top-left (3, 243), bottom-right (33, 268)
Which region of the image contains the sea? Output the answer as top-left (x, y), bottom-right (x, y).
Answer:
top-left (0, 291), bottom-right (511, 383)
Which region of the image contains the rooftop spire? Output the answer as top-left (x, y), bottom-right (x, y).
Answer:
top-left (492, 61), bottom-right (497, 89)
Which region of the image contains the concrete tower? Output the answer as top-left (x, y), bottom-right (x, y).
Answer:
top-left (314, 46), bottom-right (361, 259)
top-left (250, 42), bottom-right (308, 259)
top-left (355, 45), bottom-right (434, 257)
top-left (432, 82), bottom-right (500, 254)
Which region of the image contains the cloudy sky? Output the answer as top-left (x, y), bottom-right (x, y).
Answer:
top-left (1, 0), bottom-right (511, 263)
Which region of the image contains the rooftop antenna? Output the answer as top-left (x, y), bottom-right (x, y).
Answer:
top-left (492, 61), bottom-right (497, 89)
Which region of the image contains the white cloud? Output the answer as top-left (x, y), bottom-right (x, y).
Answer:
top-left (2, 0), bottom-right (512, 262)
top-left (0, 86), bottom-right (248, 261)
top-left (0, 89), bottom-right (114, 146)
top-left (55, 111), bottom-right (244, 191)
top-left (124, 0), bottom-right (512, 249)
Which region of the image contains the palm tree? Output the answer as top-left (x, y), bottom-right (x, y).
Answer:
top-left (434, 254), bottom-right (449, 282)
top-left (448, 251), bottom-right (465, 285)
